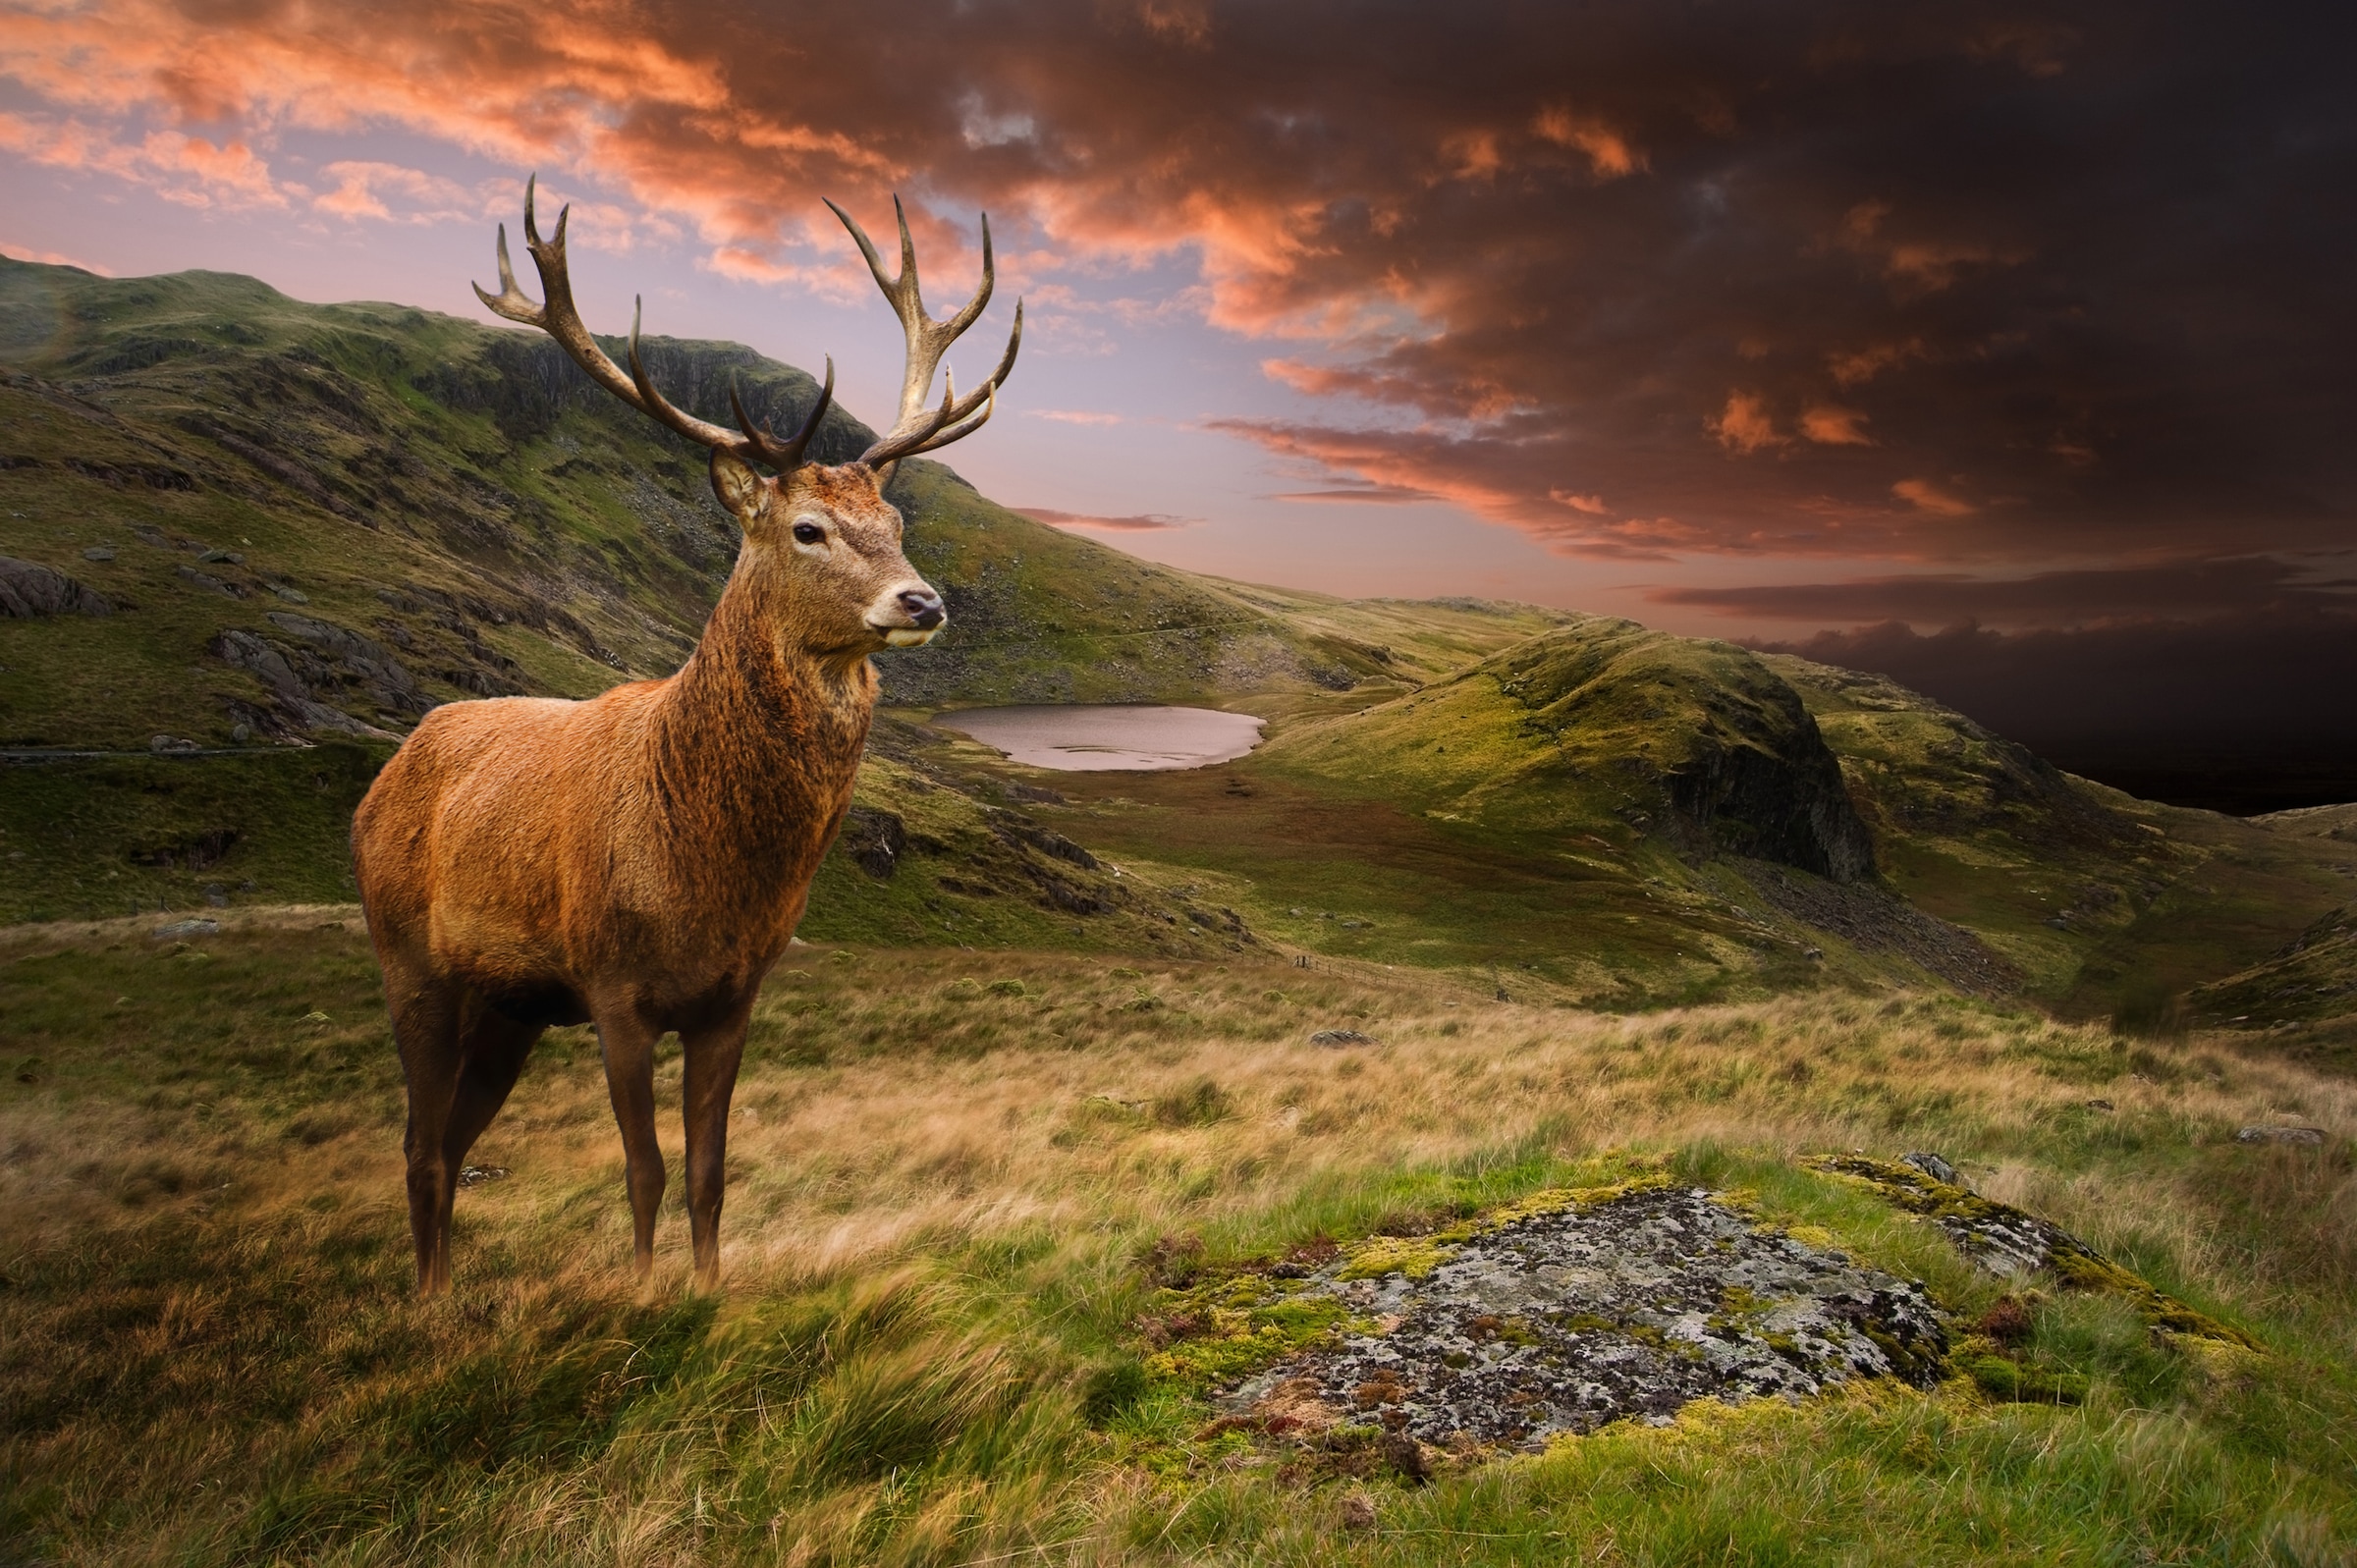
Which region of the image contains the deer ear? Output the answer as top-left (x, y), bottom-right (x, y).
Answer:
top-left (709, 450), bottom-right (766, 519)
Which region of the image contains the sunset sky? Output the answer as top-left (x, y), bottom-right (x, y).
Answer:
top-left (3, 0), bottom-right (2352, 796)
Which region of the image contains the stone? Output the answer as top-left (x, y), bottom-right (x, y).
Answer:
top-left (82, 546), bottom-right (115, 562)
top-left (153, 918), bottom-right (220, 940)
top-left (2235, 1126), bottom-right (2327, 1147)
top-left (1311, 1029), bottom-right (1377, 1048)
top-left (148, 734), bottom-right (198, 753)
top-left (1900, 1151), bottom-right (1961, 1186)
top-left (1219, 1186), bottom-right (1946, 1452)
top-left (458, 1164), bottom-right (511, 1187)
top-left (0, 555), bottom-right (112, 618)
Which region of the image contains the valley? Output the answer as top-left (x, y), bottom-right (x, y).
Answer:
top-left (5, 255), bottom-right (2356, 1564)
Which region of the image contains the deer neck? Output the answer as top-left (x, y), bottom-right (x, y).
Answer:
top-left (649, 571), bottom-right (877, 869)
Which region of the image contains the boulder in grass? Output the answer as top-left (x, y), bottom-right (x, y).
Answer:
top-left (1311, 1028), bottom-right (1377, 1048)
top-left (2235, 1126), bottom-right (2327, 1147)
top-left (1900, 1151), bottom-right (1962, 1185)
top-left (0, 556), bottom-right (111, 618)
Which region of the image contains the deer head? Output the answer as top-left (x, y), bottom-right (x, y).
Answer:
top-left (472, 177), bottom-right (1023, 658)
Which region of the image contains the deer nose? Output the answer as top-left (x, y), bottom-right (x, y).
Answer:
top-left (898, 588), bottom-right (945, 629)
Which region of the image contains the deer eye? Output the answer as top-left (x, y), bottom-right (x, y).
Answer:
top-left (792, 520), bottom-right (825, 546)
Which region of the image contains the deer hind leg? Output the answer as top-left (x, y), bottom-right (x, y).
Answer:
top-left (427, 1000), bottom-right (543, 1279)
top-left (594, 1005), bottom-right (667, 1279)
top-left (680, 1005), bottom-right (753, 1289)
top-left (391, 980), bottom-right (464, 1296)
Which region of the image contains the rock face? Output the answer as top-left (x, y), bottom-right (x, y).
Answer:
top-left (1220, 1186), bottom-right (1945, 1451)
top-left (0, 555), bottom-right (110, 618)
top-left (1484, 626), bottom-right (1875, 881)
top-left (209, 613), bottom-right (428, 738)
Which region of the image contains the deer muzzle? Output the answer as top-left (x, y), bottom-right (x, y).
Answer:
top-left (872, 583), bottom-right (947, 648)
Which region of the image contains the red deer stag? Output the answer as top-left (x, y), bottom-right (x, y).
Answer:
top-left (353, 178), bottom-right (1020, 1294)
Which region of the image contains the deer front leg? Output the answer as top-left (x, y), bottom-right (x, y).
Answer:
top-left (595, 1007), bottom-right (667, 1279)
top-left (680, 1007), bottom-right (751, 1289)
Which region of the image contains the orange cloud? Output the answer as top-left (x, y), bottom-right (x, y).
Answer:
top-left (0, 111), bottom-right (286, 208)
top-left (1892, 477), bottom-right (1975, 516)
top-left (1532, 106), bottom-right (1642, 178)
top-left (1708, 392), bottom-right (1787, 455)
top-left (1800, 405), bottom-right (1873, 445)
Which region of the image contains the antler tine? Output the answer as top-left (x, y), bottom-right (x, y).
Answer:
top-left (902, 380), bottom-right (998, 458)
top-left (828, 196), bottom-right (1019, 469)
top-left (474, 174), bottom-right (833, 474)
top-left (625, 297), bottom-right (765, 457)
top-left (728, 356), bottom-right (835, 471)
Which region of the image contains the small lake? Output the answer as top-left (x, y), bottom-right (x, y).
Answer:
top-left (934, 705), bottom-right (1267, 772)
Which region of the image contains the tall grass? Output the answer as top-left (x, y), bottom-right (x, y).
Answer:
top-left (3, 912), bottom-right (2353, 1562)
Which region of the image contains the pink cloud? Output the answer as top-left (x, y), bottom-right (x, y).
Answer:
top-left (1014, 507), bottom-right (1193, 530)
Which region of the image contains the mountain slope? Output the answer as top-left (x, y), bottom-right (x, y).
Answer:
top-left (0, 255), bottom-right (1349, 753)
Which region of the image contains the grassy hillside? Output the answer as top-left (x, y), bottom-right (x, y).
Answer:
top-left (0, 254), bottom-right (1348, 755)
top-left (5, 916), bottom-right (2355, 1563)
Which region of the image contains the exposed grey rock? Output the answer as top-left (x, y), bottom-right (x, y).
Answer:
top-left (153, 918), bottom-right (220, 939)
top-left (458, 1164), bottom-right (511, 1187)
top-left (2235, 1126), bottom-right (2327, 1147)
top-left (210, 617), bottom-right (421, 737)
top-left (177, 564), bottom-right (245, 598)
top-left (1900, 1151), bottom-right (1961, 1186)
top-left (1222, 1187), bottom-right (1945, 1452)
top-left (1311, 1029), bottom-right (1378, 1048)
top-left (0, 555), bottom-right (112, 618)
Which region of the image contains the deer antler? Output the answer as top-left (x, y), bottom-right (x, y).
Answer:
top-left (474, 175), bottom-right (834, 472)
top-left (827, 195), bottom-right (1022, 474)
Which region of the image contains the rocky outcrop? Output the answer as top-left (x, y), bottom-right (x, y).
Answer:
top-left (0, 556), bottom-right (111, 618)
top-left (1199, 1182), bottom-right (1946, 1456)
top-left (1486, 622), bottom-right (1876, 881)
top-left (209, 613), bottom-right (427, 738)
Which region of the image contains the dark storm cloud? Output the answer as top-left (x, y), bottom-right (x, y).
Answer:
top-left (10, 0), bottom-right (2352, 571)
top-left (1751, 612), bottom-right (2357, 811)
top-left (1653, 556), bottom-right (2357, 627)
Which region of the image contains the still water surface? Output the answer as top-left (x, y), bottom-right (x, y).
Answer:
top-left (934, 705), bottom-right (1266, 771)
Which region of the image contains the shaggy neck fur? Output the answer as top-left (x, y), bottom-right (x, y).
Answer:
top-left (644, 560), bottom-right (877, 925)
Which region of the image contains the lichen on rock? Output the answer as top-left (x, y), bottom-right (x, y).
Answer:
top-left (1807, 1154), bottom-right (2259, 1348)
top-left (1212, 1185), bottom-right (1946, 1453)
